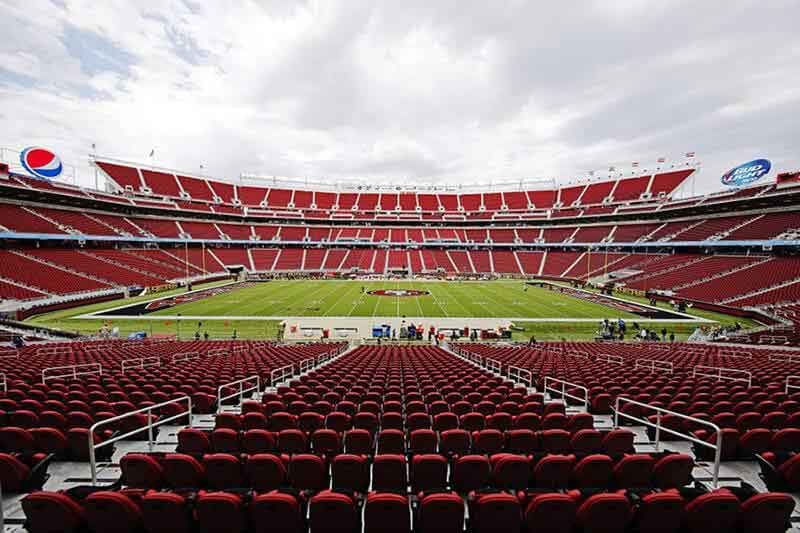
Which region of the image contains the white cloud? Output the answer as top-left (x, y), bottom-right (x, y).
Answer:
top-left (0, 0), bottom-right (798, 195)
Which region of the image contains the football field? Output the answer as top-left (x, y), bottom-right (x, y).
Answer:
top-left (140, 280), bottom-right (641, 319)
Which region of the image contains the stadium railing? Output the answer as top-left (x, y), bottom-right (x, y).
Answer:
top-left (507, 365), bottom-right (533, 389)
top-left (485, 357), bottom-right (503, 374)
top-left (0, 372), bottom-right (6, 393)
top-left (88, 395), bottom-right (193, 484)
top-left (633, 358), bottom-right (673, 374)
top-left (269, 364), bottom-right (295, 387)
top-left (543, 376), bottom-right (588, 410)
top-left (595, 353), bottom-right (623, 365)
top-left (0, 348), bottom-right (18, 359)
top-left (692, 365), bottom-right (752, 387)
top-left (41, 363), bottom-right (102, 384)
top-left (171, 351), bottom-right (200, 363)
top-left (718, 349), bottom-right (752, 359)
top-left (299, 357), bottom-right (316, 374)
top-left (786, 375), bottom-right (800, 395)
top-left (614, 396), bottom-right (722, 487)
top-left (121, 356), bottom-right (162, 374)
top-left (769, 351), bottom-right (800, 363)
top-left (217, 375), bottom-right (260, 413)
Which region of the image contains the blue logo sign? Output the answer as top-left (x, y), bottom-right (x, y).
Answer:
top-left (721, 159), bottom-right (771, 187)
top-left (19, 146), bottom-right (63, 180)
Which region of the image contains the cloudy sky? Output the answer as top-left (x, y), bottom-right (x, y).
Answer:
top-left (1, 0), bottom-right (798, 194)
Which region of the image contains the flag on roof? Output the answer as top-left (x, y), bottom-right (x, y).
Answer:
top-left (685, 152), bottom-right (695, 158)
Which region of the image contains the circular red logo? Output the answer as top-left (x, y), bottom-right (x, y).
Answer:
top-left (368, 289), bottom-right (430, 297)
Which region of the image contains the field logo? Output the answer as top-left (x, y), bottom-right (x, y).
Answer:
top-left (20, 147), bottom-right (63, 180)
top-left (368, 289), bottom-right (430, 297)
top-left (721, 159), bottom-right (770, 187)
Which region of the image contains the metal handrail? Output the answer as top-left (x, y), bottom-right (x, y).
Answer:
top-left (485, 358), bottom-right (502, 374)
top-left (316, 352), bottom-right (334, 365)
top-left (206, 348), bottom-right (228, 357)
top-left (172, 351), bottom-right (199, 363)
top-left (634, 358), bottom-right (673, 374)
top-left (543, 376), bottom-right (589, 410)
top-left (42, 363), bottom-right (102, 383)
top-left (121, 356), bottom-right (162, 373)
top-left (299, 357), bottom-right (316, 374)
top-left (769, 352), bottom-right (800, 364)
top-left (596, 353), bottom-right (623, 365)
top-left (0, 373), bottom-right (6, 393)
top-left (269, 364), bottom-right (295, 387)
top-left (508, 366), bottom-right (533, 388)
top-left (0, 349), bottom-right (18, 359)
top-left (217, 375), bottom-right (260, 413)
top-left (786, 375), bottom-right (800, 395)
top-left (613, 396), bottom-right (722, 487)
top-left (36, 345), bottom-right (70, 356)
top-left (761, 335), bottom-right (788, 344)
top-left (88, 395), bottom-right (192, 484)
top-left (718, 350), bottom-right (752, 359)
top-left (692, 365), bottom-right (752, 387)
top-left (570, 351), bottom-right (590, 360)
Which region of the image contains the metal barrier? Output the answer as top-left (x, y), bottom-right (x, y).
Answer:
top-left (769, 352), bottom-right (800, 364)
top-left (468, 352), bottom-right (484, 366)
top-left (485, 358), bottom-right (502, 374)
top-left (634, 358), bottom-right (673, 374)
top-left (172, 351), bottom-right (200, 363)
top-left (42, 363), bottom-right (102, 383)
top-left (36, 345), bottom-right (70, 356)
top-left (299, 357), bottom-right (316, 374)
top-left (88, 395), bottom-right (192, 484)
top-left (543, 376), bottom-right (588, 410)
top-left (508, 366), bottom-right (533, 388)
top-left (231, 344), bottom-right (249, 353)
top-left (121, 356), bottom-right (162, 374)
top-left (0, 373), bottom-right (6, 393)
top-left (786, 375), bottom-right (800, 395)
top-left (217, 375), bottom-right (260, 413)
top-left (316, 352), bottom-right (334, 365)
top-left (761, 335), bottom-right (788, 344)
top-left (692, 365), bottom-right (752, 387)
top-left (270, 364), bottom-right (295, 387)
top-left (719, 350), bottom-right (752, 359)
top-left (596, 353), bottom-right (623, 365)
top-left (614, 396), bottom-right (722, 487)
top-left (0, 348), bottom-right (18, 359)
top-left (570, 351), bottom-right (590, 360)
top-left (206, 348), bottom-right (228, 357)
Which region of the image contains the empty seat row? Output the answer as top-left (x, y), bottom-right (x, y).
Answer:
top-left (120, 450), bottom-right (694, 493)
top-left (179, 427), bottom-right (636, 457)
top-left (219, 408), bottom-right (592, 433)
top-left (22, 485), bottom-right (795, 533)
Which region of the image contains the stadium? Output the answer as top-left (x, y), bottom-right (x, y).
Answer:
top-left (2, 2), bottom-right (800, 532)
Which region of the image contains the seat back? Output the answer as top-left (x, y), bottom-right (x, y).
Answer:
top-left (364, 493), bottom-right (410, 533)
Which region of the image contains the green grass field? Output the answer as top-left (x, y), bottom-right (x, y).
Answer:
top-left (142, 280), bottom-right (643, 319)
top-left (25, 279), bottom-right (758, 341)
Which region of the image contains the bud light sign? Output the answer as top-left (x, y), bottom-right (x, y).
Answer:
top-left (721, 159), bottom-right (771, 187)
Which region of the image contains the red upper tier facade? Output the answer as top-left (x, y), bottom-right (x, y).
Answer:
top-left (94, 159), bottom-right (694, 221)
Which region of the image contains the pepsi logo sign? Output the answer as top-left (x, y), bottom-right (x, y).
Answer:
top-left (721, 159), bottom-right (771, 187)
top-left (20, 147), bottom-right (63, 180)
